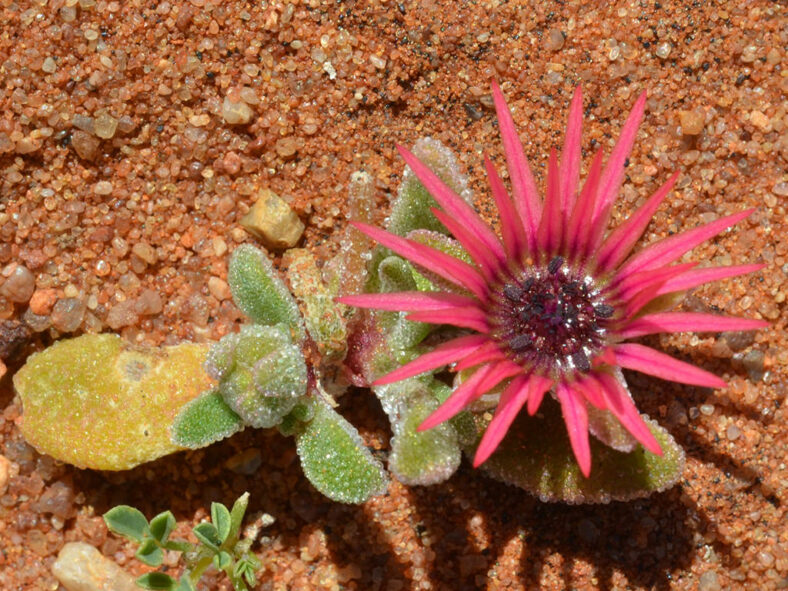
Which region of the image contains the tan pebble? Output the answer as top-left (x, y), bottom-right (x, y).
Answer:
top-left (29, 288), bottom-right (58, 315)
top-left (53, 542), bottom-right (139, 591)
top-left (208, 277), bottom-right (231, 301)
top-left (222, 97), bottom-right (254, 125)
top-left (749, 110), bottom-right (771, 131)
top-left (679, 109), bottom-right (705, 135)
top-left (240, 189), bottom-right (304, 249)
top-left (275, 137), bottom-right (298, 159)
top-left (212, 236), bottom-right (228, 257)
top-left (0, 454), bottom-right (9, 495)
top-left (131, 242), bottom-right (158, 265)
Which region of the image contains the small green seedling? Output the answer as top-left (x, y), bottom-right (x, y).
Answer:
top-left (103, 492), bottom-right (263, 591)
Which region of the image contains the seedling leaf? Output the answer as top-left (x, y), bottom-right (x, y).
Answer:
top-left (211, 502), bottom-right (232, 543)
top-left (149, 511), bottom-right (176, 544)
top-left (103, 505), bottom-right (149, 542)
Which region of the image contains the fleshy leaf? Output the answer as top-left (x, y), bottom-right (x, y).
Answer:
top-left (136, 572), bottom-right (177, 591)
top-left (171, 389), bottom-right (244, 449)
top-left (135, 538), bottom-right (164, 567)
top-left (211, 502), bottom-right (232, 543)
top-left (388, 137), bottom-right (474, 237)
top-left (227, 244), bottom-right (305, 342)
top-left (587, 405), bottom-right (638, 452)
top-left (468, 397), bottom-right (685, 504)
top-left (103, 506), bottom-right (149, 543)
top-left (149, 511), bottom-right (177, 544)
top-left (210, 325), bottom-right (308, 429)
top-left (193, 521), bottom-right (221, 550)
top-left (14, 334), bottom-right (213, 470)
top-left (295, 399), bottom-right (388, 504)
top-left (283, 248), bottom-right (348, 362)
top-left (380, 381), bottom-right (462, 486)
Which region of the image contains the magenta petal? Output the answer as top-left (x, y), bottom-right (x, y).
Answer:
top-left (372, 334), bottom-right (488, 386)
top-left (655, 263), bottom-right (767, 296)
top-left (595, 372), bottom-right (662, 455)
top-left (596, 171), bottom-right (680, 272)
top-left (418, 365), bottom-right (491, 430)
top-left (566, 149), bottom-right (604, 263)
top-left (352, 222), bottom-right (488, 299)
top-left (491, 80), bottom-right (542, 251)
top-left (336, 291), bottom-right (477, 312)
top-left (613, 343), bottom-right (727, 389)
top-left (484, 155), bottom-right (526, 257)
top-left (592, 90), bottom-right (647, 224)
top-left (407, 306), bottom-right (489, 332)
top-left (431, 207), bottom-right (501, 280)
top-left (559, 86), bottom-right (583, 215)
top-left (397, 145), bottom-right (505, 260)
top-left (526, 374), bottom-right (554, 415)
top-left (556, 382), bottom-right (591, 477)
top-left (537, 147), bottom-right (562, 256)
top-left (616, 312), bottom-right (770, 340)
top-left (473, 374), bottom-right (531, 467)
top-left (616, 209), bottom-right (755, 281)
top-left (454, 341), bottom-right (506, 372)
top-left (571, 375), bottom-right (606, 409)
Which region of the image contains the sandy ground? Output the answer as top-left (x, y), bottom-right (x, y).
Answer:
top-left (0, 0), bottom-right (786, 589)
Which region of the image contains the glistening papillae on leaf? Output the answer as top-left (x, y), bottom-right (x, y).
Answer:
top-left (14, 334), bottom-right (212, 470)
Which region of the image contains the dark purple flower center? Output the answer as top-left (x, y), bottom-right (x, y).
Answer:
top-left (488, 257), bottom-right (612, 375)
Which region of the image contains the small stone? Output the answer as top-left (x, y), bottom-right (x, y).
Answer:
top-left (275, 137), bottom-right (298, 159)
top-left (545, 28), bottom-right (565, 51)
top-left (93, 181), bottom-right (113, 195)
top-left (742, 349), bottom-right (765, 382)
top-left (698, 570), bottom-right (720, 591)
top-left (42, 57), bottom-right (57, 73)
top-left (700, 403), bottom-right (715, 416)
top-left (369, 54), bottom-right (387, 69)
top-left (749, 110), bottom-right (771, 131)
top-left (51, 298), bottom-right (86, 333)
top-left (71, 130), bottom-right (100, 160)
top-left (52, 542), bottom-right (139, 591)
top-left (679, 109), bottom-right (705, 135)
top-left (134, 289), bottom-right (163, 316)
top-left (725, 424), bottom-right (741, 441)
top-left (208, 276), bottom-right (231, 301)
top-left (1, 264), bottom-right (35, 303)
top-left (24, 308), bottom-right (51, 332)
top-left (105, 300), bottom-right (139, 330)
top-left (131, 242), bottom-right (158, 265)
top-left (0, 454), bottom-right (9, 496)
top-left (34, 480), bottom-right (76, 520)
top-left (0, 319), bottom-right (32, 358)
top-left (772, 182), bottom-right (788, 197)
top-left (240, 189), bottom-right (305, 249)
top-left (222, 96), bottom-right (254, 125)
top-left (29, 288), bottom-right (58, 315)
top-left (655, 41), bottom-right (672, 59)
top-left (71, 114), bottom-right (95, 134)
top-left (94, 112), bottom-right (118, 139)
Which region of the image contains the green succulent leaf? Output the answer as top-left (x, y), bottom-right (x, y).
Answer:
top-left (148, 511), bottom-right (176, 544)
top-left (170, 389), bottom-right (245, 449)
top-left (135, 538), bottom-right (164, 567)
top-left (468, 397), bottom-right (686, 504)
top-left (136, 572), bottom-right (177, 591)
top-left (103, 505), bottom-right (149, 543)
top-left (211, 502), bottom-right (232, 543)
top-left (295, 399), bottom-right (388, 504)
top-left (283, 248), bottom-right (348, 362)
top-left (173, 576), bottom-right (196, 591)
top-left (228, 244), bottom-right (305, 341)
top-left (193, 522), bottom-right (221, 551)
top-left (387, 137), bottom-right (474, 237)
top-left (381, 381), bottom-right (461, 486)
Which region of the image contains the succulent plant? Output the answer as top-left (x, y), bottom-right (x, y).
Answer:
top-left (171, 243), bottom-right (387, 504)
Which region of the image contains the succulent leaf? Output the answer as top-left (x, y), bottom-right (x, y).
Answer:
top-left (136, 572), bottom-right (177, 591)
top-left (295, 398), bottom-right (388, 504)
top-left (103, 506), bottom-right (149, 543)
top-left (469, 397), bottom-right (686, 504)
top-left (380, 381), bottom-right (461, 486)
top-left (170, 389), bottom-right (245, 449)
top-left (283, 248), bottom-right (348, 362)
top-left (149, 511), bottom-right (177, 544)
top-left (387, 137), bottom-right (474, 237)
top-left (227, 244), bottom-right (305, 341)
top-left (14, 334), bottom-right (212, 470)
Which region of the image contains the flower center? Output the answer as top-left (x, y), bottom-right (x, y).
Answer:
top-left (488, 257), bottom-right (611, 375)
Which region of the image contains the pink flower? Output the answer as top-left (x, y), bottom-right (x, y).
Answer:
top-left (339, 82), bottom-right (767, 477)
